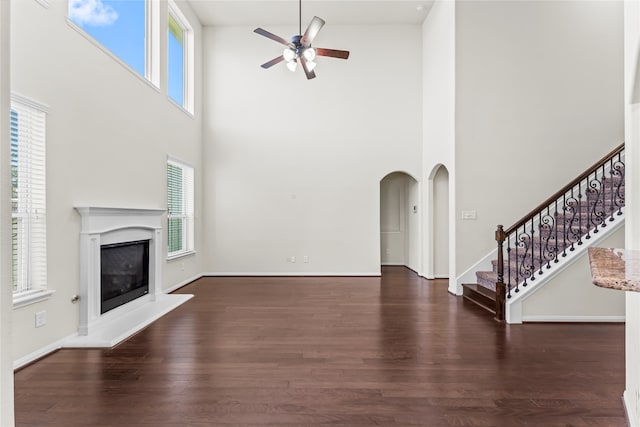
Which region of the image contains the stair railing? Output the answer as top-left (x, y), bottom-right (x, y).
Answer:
top-left (494, 143), bottom-right (625, 322)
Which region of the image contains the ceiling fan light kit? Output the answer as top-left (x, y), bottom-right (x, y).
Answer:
top-left (253, 0), bottom-right (350, 80)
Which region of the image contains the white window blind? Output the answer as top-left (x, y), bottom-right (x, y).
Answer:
top-left (11, 95), bottom-right (47, 295)
top-left (167, 158), bottom-right (194, 257)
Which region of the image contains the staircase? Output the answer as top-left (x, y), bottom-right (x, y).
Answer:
top-left (463, 143), bottom-right (625, 322)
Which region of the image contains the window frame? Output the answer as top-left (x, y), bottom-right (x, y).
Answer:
top-left (166, 157), bottom-right (194, 260)
top-left (167, 0), bottom-right (194, 114)
top-left (10, 93), bottom-right (54, 308)
top-left (67, 0), bottom-right (161, 88)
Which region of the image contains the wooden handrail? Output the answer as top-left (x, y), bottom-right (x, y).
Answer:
top-left (504, 143), bottom-right (624, 235)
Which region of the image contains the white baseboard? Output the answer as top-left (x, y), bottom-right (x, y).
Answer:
top-left (624, 389), bottom-right (638, 427)
top-left (165, 273), bottom-right (203, 293)
top-left (201, 272), bottom-right (382, 277)
top-left (14, 335), bottom-right (69, 370)
top-left (522, 315), bottom-right (625, 323)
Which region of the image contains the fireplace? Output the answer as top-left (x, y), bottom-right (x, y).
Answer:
top-left (67, 207), bottom-right (193, 348)
top-left (101, 239), bottom-right (150, 314)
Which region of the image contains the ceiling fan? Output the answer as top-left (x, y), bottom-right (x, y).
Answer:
top-left (253, 0), bottom-right (350, 80)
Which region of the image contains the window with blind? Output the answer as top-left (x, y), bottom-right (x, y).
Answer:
top-left (167, 0), bottom-right (194, 112)
top-left (11, 95), bottom-right (47, 299)
top-left (167, 158), bottom-right (194, 258)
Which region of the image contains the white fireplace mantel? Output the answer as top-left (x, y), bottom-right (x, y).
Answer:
top-left (65, 207), bottom-right (193, 348)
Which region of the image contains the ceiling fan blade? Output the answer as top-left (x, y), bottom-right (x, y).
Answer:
top-left (301, 16), bottom-right (325, 47)
top-left (315, 48), bottom-right (350, 60)
top-left (261, 56), bottom-right (285, 69)
top-left (299, 56), bottom-right (316, 80)
top-left (254, 28), bottom-right (291, 47)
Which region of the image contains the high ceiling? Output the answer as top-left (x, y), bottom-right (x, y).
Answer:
top-left (187, 1), bottom-right (435, 26)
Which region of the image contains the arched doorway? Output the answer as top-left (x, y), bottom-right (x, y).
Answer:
top-left (380, 172), bottom-right (419, 272)
top-left (426, 164), bottom-right (449, 278)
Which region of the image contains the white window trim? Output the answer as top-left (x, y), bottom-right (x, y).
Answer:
top-left (13, 289), bottom-right (55, 309)
top-left (167, 156), bottom-right (195, 260)
top-left (167, 0), bottom-right (194, 114)
top-left (10, 93), bottom-right (53, 309)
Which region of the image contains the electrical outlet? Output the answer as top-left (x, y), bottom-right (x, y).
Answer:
top-left (35, 310), bottom-right (46, 328)
top-left (291, 256), bottom-right (296, 263)
top-left (303, 256), bottom-right (309, 263)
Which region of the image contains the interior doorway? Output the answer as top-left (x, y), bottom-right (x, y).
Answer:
top-left (429, 165), bottom-right (449, 278)
top-left (380, 172), bottom-right (419, 271)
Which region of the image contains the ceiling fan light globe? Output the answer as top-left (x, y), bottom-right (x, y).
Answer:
top-left (306, 60), bottom-right (317, 71)
top-left (286, 60), bottom-right (298, 72)
top-left (283, 48), bottom-right (296, 62)
top-left (303, 47), bottom-right (316, 61)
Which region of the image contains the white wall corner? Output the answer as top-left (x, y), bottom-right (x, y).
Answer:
top-left (623, 390), bottom-right (638, 427)
top-left (507, 300), bottom-right (523, 324)
top-left (456, 247), bottom-right (497, 288)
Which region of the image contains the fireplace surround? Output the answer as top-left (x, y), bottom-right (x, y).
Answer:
top-left (65, 207), bottom-right (192, 347)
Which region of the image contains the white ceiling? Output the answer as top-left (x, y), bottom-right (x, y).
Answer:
top-left (187, 1), bottom-right (435, 26)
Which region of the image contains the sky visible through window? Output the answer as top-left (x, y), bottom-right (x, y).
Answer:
top-left (69, 0), bottom-right (145, 76)
top-left (168, 14), bottom-right (185, 106)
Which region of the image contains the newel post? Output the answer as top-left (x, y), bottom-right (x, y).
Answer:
top-left (495, 225), bottom-right (506, 323)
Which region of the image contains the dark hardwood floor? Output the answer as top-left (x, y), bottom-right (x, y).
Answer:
top-left (14, 267), bottom-right (626, 426)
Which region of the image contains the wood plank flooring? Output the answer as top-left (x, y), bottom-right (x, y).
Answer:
top-left (14, 267), bottom-right (626, 426)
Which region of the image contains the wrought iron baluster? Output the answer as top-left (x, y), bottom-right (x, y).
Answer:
top-left (600, 164), bottom-right (607, 228)
top-left (538, 211), bottom-right (543, 275)
top-left (613, 153), bottom-right (625, 216)
top-left (541, 206), bottom-right (554, 271)
top-left (553, 199), bottom-right (560, 264)
top-left (562, 193), bottom-right (568, 257)
top-left (577, 182), bottom-right (583, 246)
top-left (528, 217), bottom-right (534, 284)
top-left (609, 157), bottom-right (615, 221)
top-left (507, 237), bottom-right (512, 298)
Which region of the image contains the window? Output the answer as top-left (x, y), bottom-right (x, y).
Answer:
top-left (68, 0), bottom-right (148, 78)
top-left (11, 95), bottom-right (48, 301)
top-left (167, 158), bottom-right (194, 258)
top-left (167, 0), bottom-right (194, 112)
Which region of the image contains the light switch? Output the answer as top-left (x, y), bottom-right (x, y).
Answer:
top-left (461, 210), bottom-right (477, 220)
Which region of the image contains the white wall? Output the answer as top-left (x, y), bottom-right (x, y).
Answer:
top-left (454, 1), bottom-right (624, 280)
top-left (521, 225), bottom-right (625, 321)
top-left (10, 0), bottom-right (203, 361)
top-left (421, 0), bottom-right (456, 286)
top-left (0, 1), bottom-right (13, 424)
top-left (624, 1), bottom-right (640, 424)
top-left (202, 24), bottom-right (422, 275)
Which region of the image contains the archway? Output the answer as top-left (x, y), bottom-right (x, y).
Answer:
top-left (379, 172), bottom-right (419, 272)
top-left (426, 164), bottom-right (450, 279)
